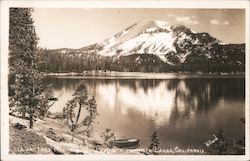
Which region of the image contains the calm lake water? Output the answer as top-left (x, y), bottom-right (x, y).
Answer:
top-left (45, 74), bottom-right (245, 149)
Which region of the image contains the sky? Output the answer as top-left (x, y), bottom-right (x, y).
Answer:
top-left (32, 8), bottom-right (245, 49)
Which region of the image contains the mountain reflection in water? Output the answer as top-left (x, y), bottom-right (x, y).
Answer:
top-left (45, 77), bottom-right (245, 149)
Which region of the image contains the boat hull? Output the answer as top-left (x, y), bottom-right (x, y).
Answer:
top-left (113, 139), bottom-right (140, 149)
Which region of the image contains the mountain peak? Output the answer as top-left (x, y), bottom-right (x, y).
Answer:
top-left (172, 25), bottom-right (192, 34)
top-left (46, 20), bottom-right (244, 73)
top-left (137, 20), bottom-right (171, 30)
top-left (95, 20), bottom-right (222, 64)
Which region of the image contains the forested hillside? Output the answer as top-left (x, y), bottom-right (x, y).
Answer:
top-left (39, 20), bottom-right (245, 74)
top-left (39, 43), bottom-right (245, 74)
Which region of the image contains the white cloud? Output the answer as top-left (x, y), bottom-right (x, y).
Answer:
top-left (210, 19), bottom-right (220, 25)
top-left (176, 16), bottom-right (199, 25)
top-left (210, 19), bottom-right (230, 26)
top-left (222, 21), bottom-right (230, 25)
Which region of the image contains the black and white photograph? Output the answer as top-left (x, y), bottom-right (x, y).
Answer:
top-left (0, 0), bottom-right (249, 160)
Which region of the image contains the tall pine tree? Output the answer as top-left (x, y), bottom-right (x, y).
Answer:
top-left (9, 8), bottom-right (44, 128)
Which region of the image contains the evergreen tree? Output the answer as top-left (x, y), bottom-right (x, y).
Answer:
top-left (148, 131), bottom-right (160, 154)
top-left (63, 83), bottom-right (88, 142)
top-left (208, 126), bottom-right (228, 154)
top-left (38, 85), bottom-right (56, 119)
top-left (82, 96), bottom-right (98, 137)
top-left (73, 81), bottom-right (89, 127)
top-left (63, 81), bottom-right (98, 141)
top-left (64, 100), bottom-right (76, 129)
top-left (9, 8), bottom-right (44, 128)
top-left (9, 8), bottom-right (39, 73)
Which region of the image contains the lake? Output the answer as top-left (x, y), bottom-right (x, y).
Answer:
top-left (45, 73), bottom-right (245, 149)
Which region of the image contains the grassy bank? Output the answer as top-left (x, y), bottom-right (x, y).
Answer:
top-left (9, 123), bottom-right (53, 154)
top-left (9, 115), bottom-right (144, 155)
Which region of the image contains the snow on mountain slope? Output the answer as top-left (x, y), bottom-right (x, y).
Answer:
top-left (117, 32), bottom-right (176, 62)
top-left (80, 20), bottom-right (219, 65)
top-left (98, 20), bottom-right (179, 62)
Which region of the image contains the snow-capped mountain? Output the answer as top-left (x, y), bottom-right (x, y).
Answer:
top-left (42, 20), bottom-right (245, 73)
top-left (88, 20), bottom-right (220, 65)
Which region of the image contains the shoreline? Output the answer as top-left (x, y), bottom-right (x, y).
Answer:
top-left (9, 115), bottom-right (207, 155)
top-left (44, 71), bottom-right (245, 79)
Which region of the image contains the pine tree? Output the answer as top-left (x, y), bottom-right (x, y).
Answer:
top-left (208, 126), bottom-right (228, 154)
top-left (73, 81), bottom-right (89, 126)
top-left (9, 8), bottom-right (39, 72)
top-left (83, 96), bottom-right (97, 137)
top-left (9, 8), bottom-right (43, 128)
top-left (63, 81), bottom-right (98, 141)
top-left (63, 81), bottom-right (89, 141)
top-left (38, 85), bottom-right (55, 119)
top-left (148, 131), bottom-right (160, 154)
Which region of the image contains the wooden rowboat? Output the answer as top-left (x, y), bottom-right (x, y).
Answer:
top-left (113, 138), bottom-right (139, 148)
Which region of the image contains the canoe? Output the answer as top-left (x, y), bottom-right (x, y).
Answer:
top-left (113, 138), bottom-right (139, 149)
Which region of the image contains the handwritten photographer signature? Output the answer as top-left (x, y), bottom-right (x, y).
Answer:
top-left (204, 134), bottom-right (218, 147)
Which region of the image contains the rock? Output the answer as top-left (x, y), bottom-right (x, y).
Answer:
top-left (51, 147), bottom-right (64, 154)
top-left (45, 128), bottom-right (66, 142)
top-left (69, 150), bottom-right (84, 154)
top-left (14, 123), bottom-right (27, 130)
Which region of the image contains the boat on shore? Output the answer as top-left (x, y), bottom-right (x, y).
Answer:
top-left (113, 138), bottom-right (140, 149)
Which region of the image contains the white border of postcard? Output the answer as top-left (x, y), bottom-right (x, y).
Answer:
top-left (1, 0), bottom-right (250, 161)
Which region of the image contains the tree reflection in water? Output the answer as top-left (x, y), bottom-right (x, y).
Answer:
top-left (45, 76), bottom-right (245, 148)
